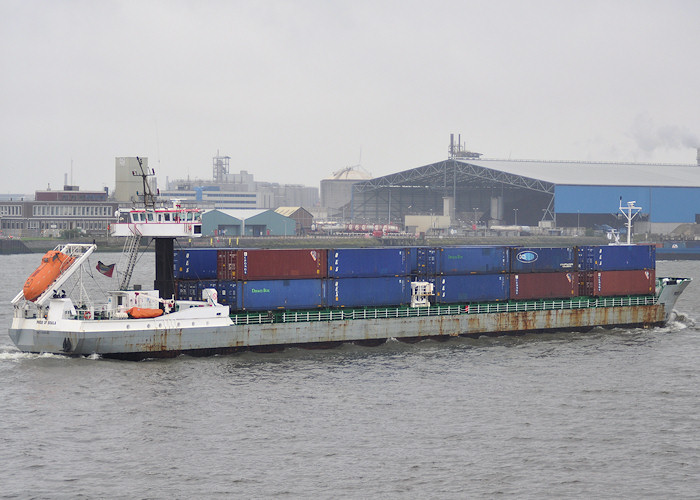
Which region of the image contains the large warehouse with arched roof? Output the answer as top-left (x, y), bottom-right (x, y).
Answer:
top-left (346, 153), bottom-right (700, 234)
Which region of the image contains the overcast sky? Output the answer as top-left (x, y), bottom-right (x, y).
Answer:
top-left (1, 0), bottom-right (699, 195)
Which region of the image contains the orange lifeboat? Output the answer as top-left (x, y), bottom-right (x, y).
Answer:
top-left (23, 251), bottom-right (75, 302)
top-left (126, 307), bottom-right (163, 319)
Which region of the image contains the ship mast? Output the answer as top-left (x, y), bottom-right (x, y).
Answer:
top-left (135, 156), bottom-right (157, 210)
top-left (619, 198), bottom-right (642, 245)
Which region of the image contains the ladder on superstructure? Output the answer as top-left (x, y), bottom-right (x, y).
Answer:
top-left (119, 233), bottom-right (142, 290)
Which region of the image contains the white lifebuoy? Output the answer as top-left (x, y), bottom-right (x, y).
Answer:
top-left (84, 311), bottom-right (91, 320)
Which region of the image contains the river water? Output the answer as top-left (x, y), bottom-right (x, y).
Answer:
top-left (1, 252), bottom-right (699, 499)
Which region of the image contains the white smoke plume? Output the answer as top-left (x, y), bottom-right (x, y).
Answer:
top-left (632, 115), bottom-right (700, 153)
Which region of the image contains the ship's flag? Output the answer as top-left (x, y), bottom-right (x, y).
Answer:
top-left (96, 261), bottom-right (115, 278)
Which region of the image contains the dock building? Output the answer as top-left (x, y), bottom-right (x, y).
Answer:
top-left (346, 137), bottom-right (700, 235)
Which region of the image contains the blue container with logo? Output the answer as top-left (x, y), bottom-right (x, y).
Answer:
top-left (328, 248), bottom-right (409, 278)
top-left (327, 277), bottom-right (411, 307)
top-left (577, 245), bottom-right (655, 271)
top-left (434, 246), bottom-right (509, 275)
top-left (510, 247), bottom-right (576, 273)
top-left (239, 279), bottom-right (325, 311)
top-left (432, 274), bottom-right (510, 303)
top-left (173, 248), bottom-right (218, 279)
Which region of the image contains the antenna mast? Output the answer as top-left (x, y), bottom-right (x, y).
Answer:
top-left (133, 157), bottom-right (157, 210)
top-left (619, 197), bottom-right (642, 245)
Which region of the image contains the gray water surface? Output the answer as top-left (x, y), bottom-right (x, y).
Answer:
top-left (1, 254), bottom-right (699, 498)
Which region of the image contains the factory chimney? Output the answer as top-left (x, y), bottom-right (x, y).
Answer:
top-left (697, 148), bottom-right (700, 166)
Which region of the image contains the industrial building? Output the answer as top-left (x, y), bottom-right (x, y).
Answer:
top-left (0, 185), bottom-right (119, 237)
top-left (347, 141), bottom-right (700, 235)
top-left (163, 154), bottom-right (319, 210)
top-left (274, 207), bottom-right (314, 235)
top-left (201, 209), bottom-right (296, 237)
top-left (320, 165), bottom-right (373, 219)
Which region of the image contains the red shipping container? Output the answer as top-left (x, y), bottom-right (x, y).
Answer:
top-left (217, 249), bottom-right (238, 280)
top-left (236, 249), bottom-right (328, 280)
top-left (510, 272), bottom-right (578, 300)
top-left (590, 269), bottom-right (655, 296)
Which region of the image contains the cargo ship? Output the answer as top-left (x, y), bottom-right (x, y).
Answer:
top-left (8, 228), bottom-right (690, 359)
top-left (7, 171), bottom-right (691, 359)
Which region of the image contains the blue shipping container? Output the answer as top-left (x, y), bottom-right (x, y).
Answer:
top-left (412, 247), bottom-right (437, 275)
top-left (327, 277), bottom-right (411, 307)
top-left (577, 245), bottom-right (655, 271)
top-left (510, 247), bottom-right (576, 273)
top-left (328, 248), bottom-right (409, 278)
top-left (435, 246), bottom-right (509, 275)
top-left (215, 280), bottom-right (237, 306)
top-left (196, 280), bottom-right (219, 301)
top-left (176, 281), bottom-right (197, 301)
top-left (407, 247), bottom-right (419, 274)
top-left (177, 279), bottom-right (236, 304)
top-left (240, 279), bottom-right (325, 311)
top-left (173, 248), bottom-right (218, 279)
top-left (433, 274), bottom-right (510, 303)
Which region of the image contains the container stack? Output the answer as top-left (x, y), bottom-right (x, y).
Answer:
top-left (577, 245), bottom-right (656, 296)
top-left (175, 247), bottom-right (412, 311)
top-left (411, 246), bottom-right (510, 303)
top-left (509, 247), bottom-right (577, 300)
top-left (173, 244), bottom-right (656, 312)
top-left (327, 248), bottom-right (411, 307)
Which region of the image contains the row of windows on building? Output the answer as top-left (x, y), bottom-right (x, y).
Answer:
top-left (204, 193), bottom-right (257, 199)
top-left (0, 205), bottom-right (21, 216)
top-left (1, 219), bottom-right (110, 231)
top-left (32, 205), bottom-right (114, 217)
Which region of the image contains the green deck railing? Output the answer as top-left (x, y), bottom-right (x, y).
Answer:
top-left (229, 295), bottom-right (659, 326)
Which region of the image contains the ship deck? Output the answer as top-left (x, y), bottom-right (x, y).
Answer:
top-left (231, 294), bottom-right (659, 325)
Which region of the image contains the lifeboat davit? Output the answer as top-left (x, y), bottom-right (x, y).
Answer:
top-left (126, 307), bottom-right (163, 319)
top-left (23, 251), bottom-right (75, 302)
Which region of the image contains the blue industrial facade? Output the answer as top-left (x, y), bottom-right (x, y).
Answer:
top-left (555, 185), bottom-right (700, 223)
top-left (348, 157), bottom-right (700, 230)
